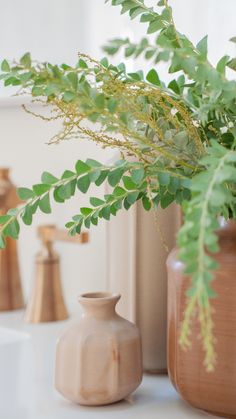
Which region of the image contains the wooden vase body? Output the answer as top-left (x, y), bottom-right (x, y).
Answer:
top-left (167, 221), bottom-right (236, 418)
top-left (55, 293), bottom-right (142, 406)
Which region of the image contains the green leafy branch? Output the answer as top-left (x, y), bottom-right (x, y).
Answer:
top-left (105, 0), bottom-right (236, 127)
top-left (66, 168), bottom-right (191, 235)
top-left (177, 141), bottom-right (236, 370)
top-left (0, 157), bottom-right (191, 248)
top-left (0, 53), bottom-right (206, 172)
top-left (66, 184), bottom-right (152, 235)
top-left (103, 36), bottom-right (168, 64)
top-left (0, 159), bottom-right (128, 247)
top-left (106, 0), bottom-right (182, 46)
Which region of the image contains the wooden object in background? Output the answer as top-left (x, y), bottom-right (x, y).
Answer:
top-left (106, 202), bottom-right (181, 373)
top-left (0, 168), bottom-right (24, 311)
top-left (25, 225), bottom-right (88, 323)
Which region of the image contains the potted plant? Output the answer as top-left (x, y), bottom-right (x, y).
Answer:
top-left (0, 0), bottom-right (236, 416)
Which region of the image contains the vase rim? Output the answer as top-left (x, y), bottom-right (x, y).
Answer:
top-left (79, 292), bottom-right (121, 303)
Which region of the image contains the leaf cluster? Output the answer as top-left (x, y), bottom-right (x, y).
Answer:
top-left (177, 141), bottom-right (236, 370)
top-left (0, 157), bottom-right (191, 247)
top-left (105, 0), bottom-right (236, 129)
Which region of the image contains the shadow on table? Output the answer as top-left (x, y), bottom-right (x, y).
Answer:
top-left (55, 374), bottom-right (211, 417)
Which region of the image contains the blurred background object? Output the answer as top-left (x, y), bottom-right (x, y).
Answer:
top-left (25, 225), bottom-right (88, 323)
top-left (107, 202), bottom-right (181, 372)
top-left (0, 168), bottom-right (23, 311)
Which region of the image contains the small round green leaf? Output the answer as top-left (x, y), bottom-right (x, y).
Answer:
top-left (17, 187), bottom-right (35, 200)
top-left (41, 172), bottom-right (58, 185)
top-left (75, 160), bottom-right (90, 176)
top-left (33, 184), bottom-right (51, 196)
top-left (146, 68), bottom-right (160, 86)
top-left (77, 175), bottom-right (91, 193)
top-left (39, 193), bottom-right (51, 214)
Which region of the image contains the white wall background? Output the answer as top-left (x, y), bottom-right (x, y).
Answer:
top-left (0, 0), bottom-right (236, 312)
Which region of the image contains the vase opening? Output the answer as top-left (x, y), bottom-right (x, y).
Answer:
top-left (80, 292), bottom-right (120, 301)
top-left (78, 292), bottom-right (121, 318)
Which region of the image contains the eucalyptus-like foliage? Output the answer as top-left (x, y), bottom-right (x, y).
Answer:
top-left (0, 0), bottom-right (236, 370)
top-left (178, 141), bottom-right (236, 371)
top-left (105, 0), bottom-right (236, 128)
top-left (0, 157), bottom-right (190, 245)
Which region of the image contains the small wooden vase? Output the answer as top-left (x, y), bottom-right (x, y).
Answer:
top-left (167, 220), bottom-right (236, 418)
top-left (55, 292), bottom-right (143, 406)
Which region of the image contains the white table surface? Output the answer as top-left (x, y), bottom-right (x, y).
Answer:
top-left (0, 310), bottom-right (218, 419)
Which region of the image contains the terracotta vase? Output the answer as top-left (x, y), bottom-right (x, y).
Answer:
top-left (167, 220), bottom-right (236, 418)
top-left (55, 292), bottom-right (143, 406)
top-left (0, 168), bottom-right (24, 311)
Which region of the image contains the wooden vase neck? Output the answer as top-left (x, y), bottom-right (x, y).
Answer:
top-left (78, 293), bottom-right (121, 319)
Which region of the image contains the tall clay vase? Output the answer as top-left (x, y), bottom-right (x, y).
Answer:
top-left (167, 220), bottom-right (236, 418)
top-left (55, 292), bottom-right (143, 406)
top-left (0, 168), bottom-right (24, 311)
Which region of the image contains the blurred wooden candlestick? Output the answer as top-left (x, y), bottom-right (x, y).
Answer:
top-left (0, 168), bottom-right (24, 311)
top-left (25, 224), bottom-right (89, 323)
